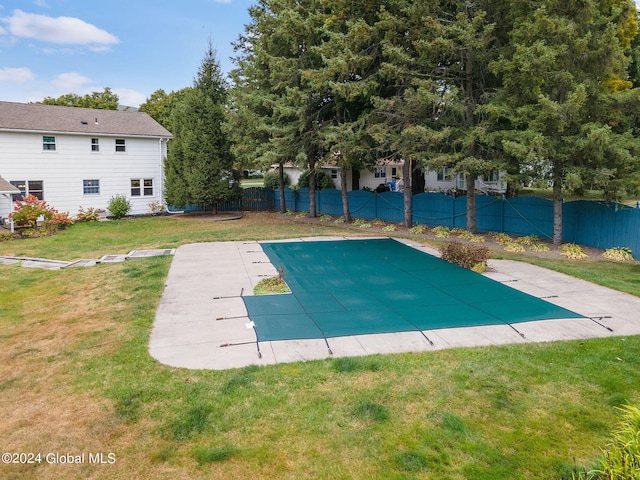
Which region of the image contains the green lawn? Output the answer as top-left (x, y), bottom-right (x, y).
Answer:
top-left (1, 213), bottom-right (638, 479)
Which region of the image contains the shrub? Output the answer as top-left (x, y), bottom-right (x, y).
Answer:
top-left (263, 170), bottom-right (290, 189)
top-left (574, 404), bottom-right (640, 480)
top-left (432, 225), bottom-right (451, 238)
top-left (107, 195), bottom-right (132, 219)
top-left (46, 210), bottom-right (73, 230)
top-left (490, 232), bottom-right (513, 245)
top-left (529, 243), bottom-right (551, 252)
top-left (334, 216), bottom-right (345, 224)
top-left (602, 247), bottom-right (633, 262)
top-left (561, 243), bottom-right (589, 260)
top-left (147, 201), bottom-right (165, 215)
top-left (319, 214), bottom-right (332, 222)
top-left (382, 224), bottom-right (397, 232)
top-left (440, 242), bottom-right (489, 271)
top-left (504, 242), bottom-right (525, 253)
top-left (353, 218), bottom-right (372, 228)
top-left (9, 194), bottom-right (72, 233)
top-left (9, 194), bottom-right (49, 228)
top-left (515, 234), bottom-right (540, 246)
top-left (409, 225), bottom-right (426, 234)
top-left (75, 206), bottom-right (101, 222)
top-left (297, 169), bottom-right (334, 190)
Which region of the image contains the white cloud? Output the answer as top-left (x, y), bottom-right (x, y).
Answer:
top-left (0, 67), bottom-right (35, 82)
top-left (113, 88), bottom-right (147, 108)
top-left (3, 9), bottom-right (119, 46)
top-left (52, 72), bottom-right (93, 90)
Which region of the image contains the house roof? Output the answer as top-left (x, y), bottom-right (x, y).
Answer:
top-left (0, 101), bottom-right (172, 138)
top-left (0, 175), bottom-right (20, 194)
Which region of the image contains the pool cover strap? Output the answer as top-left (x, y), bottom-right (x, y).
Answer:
top-left (242, 239), bottom-right (584, 342)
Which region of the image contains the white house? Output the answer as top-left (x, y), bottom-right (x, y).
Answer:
top-left (278, 159), bottom-right (506, 194)
top-left (0, 101), bottom-right (172, 220)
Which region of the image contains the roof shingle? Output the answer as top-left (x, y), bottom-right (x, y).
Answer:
top-left (0, 101), bottom-right (172, 138)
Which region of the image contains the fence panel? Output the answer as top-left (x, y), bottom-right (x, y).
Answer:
top-left (475, 196), bottom-right (504, 233)
top-left (412, 193), bottom-right (456, 227)
top-left (317, 189), bottom-right (344, 216)
top-left (564, 200), bottom-right (622, 249)
top-left (376, 191), bottom-right (404, 223)
top-left (503, 196), bottom-right (554, 239)
top-left (295, 187), bottom-right (311, 213)
top-left (453, 196), bottom-right (468, 228)
top-left (242, 187), bottom-right (275, 211)
top-left (348, 190), bottom-right (377, 219)
top-left (613, 206), bottom-right (640, 257)
top-left (256, 187), bottom-right (640, 258)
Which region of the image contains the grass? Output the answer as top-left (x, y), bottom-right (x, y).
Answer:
top-left (518, 187), bottom-right (640, 206)
top-left (1, 213), bottom-right (639, 479)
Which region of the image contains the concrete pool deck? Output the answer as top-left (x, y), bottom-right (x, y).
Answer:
top-left (149, 237), bottom-right (640, 370)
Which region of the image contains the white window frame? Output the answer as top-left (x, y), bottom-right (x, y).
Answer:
top-left (374, 166), bottom-right (386, 178)
top-left (91, 138), bottom-right (100, 152)
top-left (83, 179), bottom-right (100, 195)
top-left (43, 136), bottom-right (56, 151)
top-left (115, 138), bottom-right (126, 152)
top-left (131, 178), bottom-right (154, 197)
top-left (11, 180), bottom-right (44, 200)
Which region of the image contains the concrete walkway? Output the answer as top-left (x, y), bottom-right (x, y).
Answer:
top-left (149, 238), bottom-right (640, 371)
top-left (0, 249), bottom-right (175, 270)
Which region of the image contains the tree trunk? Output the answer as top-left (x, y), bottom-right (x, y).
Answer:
top-left (403, 159), bottom-right (412, 228)
top-left (552, 161), bottom-right (563, 245)
top-left (411, 160), bottom-right (425, 194)
top-left (466, 172), bottom-right (477, 233)
top-left (340, 166), bottom-right (352, 223)
top-left (278, 163), bottom-right (286, 213)
top-left (308, 149), bottom-right (316, 217)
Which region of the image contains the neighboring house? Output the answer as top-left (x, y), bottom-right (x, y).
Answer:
top-left (425, 166), bottom-right (507, 195)
top-left (0, 101), bottom-right (172, 219)
top-left (277, 159), bottom-right (506, 194)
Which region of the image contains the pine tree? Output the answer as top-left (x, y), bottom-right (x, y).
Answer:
top-left (491, 0), bottom-right (640, 244)
top-left (164, 43), bottom-right (241, 211)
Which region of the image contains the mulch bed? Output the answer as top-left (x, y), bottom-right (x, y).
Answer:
top-left (281, 212), bottom-right (630, 263)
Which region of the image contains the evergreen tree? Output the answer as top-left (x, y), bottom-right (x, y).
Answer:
top-left (491, 0), bottom-right (640, 244)
top-left (164, 43), bottom-right (241, 211)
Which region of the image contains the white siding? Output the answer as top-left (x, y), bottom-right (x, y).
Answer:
top-left (0, 131), bottom-right (167, 216)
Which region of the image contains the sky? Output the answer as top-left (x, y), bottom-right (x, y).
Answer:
top-left (0, 0), bottom-right (254, 107)
top-left (2, 1), bottom-right (640, 108)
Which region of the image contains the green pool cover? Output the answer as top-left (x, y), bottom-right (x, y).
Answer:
top-left (242, 238), bottom-right (584, 342)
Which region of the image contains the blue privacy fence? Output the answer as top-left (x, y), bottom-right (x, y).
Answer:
top-left (264, 188), bottom-right (640, 259)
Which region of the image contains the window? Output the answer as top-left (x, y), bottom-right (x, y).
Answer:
top-left (485, 169), bottom-right (499, 182)
top-left (391, 167), bottom-right (397, 177)
top-left (374, 166), bottom-right (385, 178)
top-left (143, 178), bottom-right (153, 196)
top-left (131, 179), bottom-right (140, 196)
top-left (115, 139), bottom-right (126, 152)
top-left (437, 167), bottom-right (448, 181)
top-left (91, 138), bottom-right (100, 152)
top-left (83, 179), bottom-right (100, 195)
top-left (11, 180), bottom-right (44, 200)
top-left (43, 136), bottom-right (56, 151)
top-left (131, 178), bottom-right (154, 197)
top-left (330, 169), bottom-right (338, 179)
